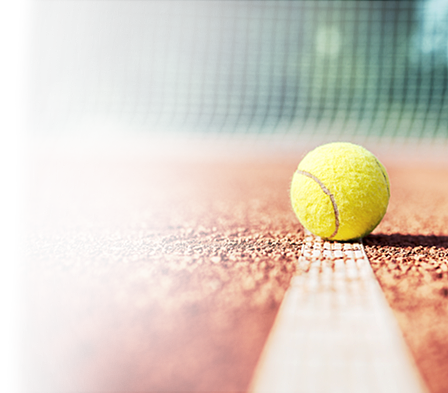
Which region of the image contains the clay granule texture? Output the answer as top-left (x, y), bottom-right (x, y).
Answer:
top-left (23, 150), bottom-right (448, 393)
top-left (23, 154), bottom-right (303, 392)
top-left (364, 165), bottom-right (448, 393)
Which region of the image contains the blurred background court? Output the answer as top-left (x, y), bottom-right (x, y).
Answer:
top-left (31, 0), bottom-right (448, 143)
top-left (19, 1), bottom-right (448, 392)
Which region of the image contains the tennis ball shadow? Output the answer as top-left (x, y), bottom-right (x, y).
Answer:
top-left (364, 233), bottom-right (448, 249)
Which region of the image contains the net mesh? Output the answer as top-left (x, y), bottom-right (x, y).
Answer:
top-left (31, 0), bottom-right (448, 141)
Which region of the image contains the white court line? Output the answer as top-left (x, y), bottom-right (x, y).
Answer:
top-left (249, 232), bottom-right (429, 393)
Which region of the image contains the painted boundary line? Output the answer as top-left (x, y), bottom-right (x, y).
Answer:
top-left (249, 232), bottom-right (429, 393)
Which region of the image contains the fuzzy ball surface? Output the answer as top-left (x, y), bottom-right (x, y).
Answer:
top-left (290, 142), bottom-right (390, 241)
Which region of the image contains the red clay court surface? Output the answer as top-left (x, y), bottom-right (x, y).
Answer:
top-left (23, 140), bottom-right (448, 393)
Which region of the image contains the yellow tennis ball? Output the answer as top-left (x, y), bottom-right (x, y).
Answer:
top-left (290, 142), bottom-right (390, 241)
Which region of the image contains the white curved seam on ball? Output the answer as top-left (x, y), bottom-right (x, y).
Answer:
top-left (374, 158), bottom-right (390, 197)
top-left (296, 170), bottom-right (340, 239)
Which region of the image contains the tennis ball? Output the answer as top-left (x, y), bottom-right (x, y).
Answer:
top-left (290, 142), bottom-right (390, 241)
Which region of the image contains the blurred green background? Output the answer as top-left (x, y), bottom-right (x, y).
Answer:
top-left (30, 0), bottom-right (448, 141)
